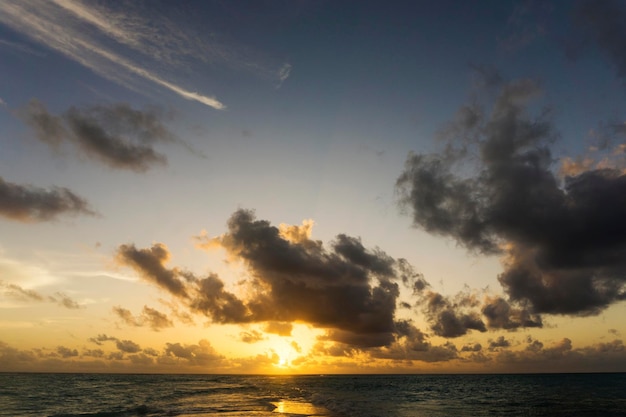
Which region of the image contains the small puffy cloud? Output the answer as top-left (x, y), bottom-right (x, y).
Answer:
top-left (108, 351), bottom-right (124, 360)
top-left (128, 353), bottom-right (154, 366)
top-left (162, 339), bottom-right (223, 366)
top-left (112, 305), bottom-right (173, 331)
top-left (489, 336), bottom-right (511, 351)
top-left (143, 348), bottom-right (160, 357)
top-left (89, 334), bottom-right (117, 346)
top-left (481, 296), bottom-right (542, 330)
top-left (112, 306), bottom-right (138, 326)
top-left (239, 330), bottom-right (265, 344)
top-left (82, 349), bottom-right (104, 358)
top-left (115, 339), bottom-right (141, 353)
top-left (88, 334), bottom-right (140, 354)
top-left (49, 292), bottom-right (82, 309)
top-left (57, 346), bottom-right (79, 358)
top-left (20, 100), bottom-right (181, 172)
top-left (0, 176), bottom-right (95, 222)
top-left (417, 289), bottom-right (486, 338)
top-left (461, 343), bottom-right (482, 352)
top-left (141, 306), bottom-right (173, 331)
top-left (0, 281), bottom-right (44, 301)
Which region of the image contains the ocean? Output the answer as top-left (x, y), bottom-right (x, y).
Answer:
top-left (1, 373), bottom-right (625, 417)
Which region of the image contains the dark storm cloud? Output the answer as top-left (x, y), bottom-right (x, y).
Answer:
top-left (396, 78), bottom-right (626, 316)
top-left (194, 209), bottom-right (419, 347)
top-left (20, 100), bottom-right (181, 172)
top-left (118, 209), bottom-right (422, 349)
top-left (574, 0), bottom-right (626, 82)
top-left (0, 176), bottom-right (95, 222)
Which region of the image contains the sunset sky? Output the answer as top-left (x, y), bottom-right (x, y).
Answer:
top-left (1, 0), bottom-right (626, 374)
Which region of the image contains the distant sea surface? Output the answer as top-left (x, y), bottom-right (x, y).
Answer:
top-left (2, 373), bottom-right (625, 417)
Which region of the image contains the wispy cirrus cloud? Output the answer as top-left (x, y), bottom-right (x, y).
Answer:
top-left (0, 38), bottom-right (45, 57)
top-left (0, 0), bottom-right (292, 107)
top-left (0, 0), bottom-right (227, 109)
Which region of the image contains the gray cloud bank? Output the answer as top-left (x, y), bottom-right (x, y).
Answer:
top-left (1, 333), bottom-right (624, 372)
top-left (396, 77), bottom-right (626, 316)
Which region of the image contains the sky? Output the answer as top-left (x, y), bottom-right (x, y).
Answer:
top-left (1, 0), bottom-right (626, 374)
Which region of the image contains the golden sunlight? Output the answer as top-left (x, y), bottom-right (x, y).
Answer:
top-left (270, 339), bottom-right (298, 370)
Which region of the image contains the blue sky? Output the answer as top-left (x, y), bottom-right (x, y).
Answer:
top-left (1, 0), bottom-right (626, 374)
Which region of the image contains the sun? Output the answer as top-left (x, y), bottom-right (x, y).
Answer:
top-left (270, 342), bottom-right (294, 370)
top-left (277, 355), bottom-right (289, 368)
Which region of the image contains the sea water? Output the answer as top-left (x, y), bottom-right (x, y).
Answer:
top-left (1, 373), bottom-right (625, 417)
